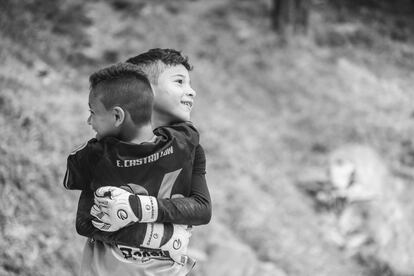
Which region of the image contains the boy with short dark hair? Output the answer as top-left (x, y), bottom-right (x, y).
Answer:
top-left (64, 62), bottom-right (200, 275)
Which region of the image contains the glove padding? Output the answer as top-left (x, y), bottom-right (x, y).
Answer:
top-left (161, 224), bottom-right (192, 265)
top-left (141, 223), bottom-right (192, 265)
top-left (91, 186), bottom-right (158, 232)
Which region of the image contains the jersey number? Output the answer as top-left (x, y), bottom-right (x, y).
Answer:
top-left (157, 169), bottom-right (182, 199)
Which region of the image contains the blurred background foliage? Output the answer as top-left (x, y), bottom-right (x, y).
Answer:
top-left (1, 0), bottom-right (414, 275)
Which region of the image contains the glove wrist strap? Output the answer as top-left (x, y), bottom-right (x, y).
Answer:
top-left (141, 223), bottom-right (163, 248)
top-left (138, 195), bottom-right (158, 222)
top-left (129, 195), bottom-right (158, 222)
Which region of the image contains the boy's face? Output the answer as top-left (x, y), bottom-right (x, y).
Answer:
top-left (87, 93), bottom-right (118, 140)
top-left (152, 64), bottom-right (196, 123)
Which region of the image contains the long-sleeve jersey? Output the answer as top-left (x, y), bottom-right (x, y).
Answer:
top-left (63, 122), bottom-right (211, 275)
top-left (75, 144), bottom-right (211, 244)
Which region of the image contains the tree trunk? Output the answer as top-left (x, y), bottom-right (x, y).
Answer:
top-left (271, 0), bottom-right (309, 36)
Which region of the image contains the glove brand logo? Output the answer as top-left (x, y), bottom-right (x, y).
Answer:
top-left (117, 209), bottom-right (128, 220)
top-left (173, 239), bottom-right (181, 250)
top-left (145, 204), bottom-right (151, 211)
top-left (153, 233), bottom-right (159, 239)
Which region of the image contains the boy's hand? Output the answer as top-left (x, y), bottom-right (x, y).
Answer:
top-left (161, 224), bottom-right (192, 265)
top-left (141, 223), bottom-right (192, 266)
top-left (90, 186), bottom-right (158, 232)
top-left (90, 187), bottom-right (138, 232)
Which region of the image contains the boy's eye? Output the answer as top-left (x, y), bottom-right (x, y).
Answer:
top-left (175, 79), bottom-right (183, 84)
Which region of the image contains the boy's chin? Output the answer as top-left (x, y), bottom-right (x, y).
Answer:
top-left (176, 110), bottom-right (191, 121)
top-left (171, 114), bottom-right (191, 123)
top-left (160, 112), bottom-right (190, 124)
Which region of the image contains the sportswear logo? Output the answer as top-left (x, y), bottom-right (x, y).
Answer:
top-left (116, 245), bottom-right (169, 263)
top-left (153, 233), bottom-right (158, 239)
top-left (173, 239), bottom-right (181, 250)
top-left (117, 209), bottom-right (128, 220)
top-left (145, 204), bottom-right (151, 211)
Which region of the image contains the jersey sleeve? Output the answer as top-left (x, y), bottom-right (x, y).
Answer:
top-left (63, 140), bottom-right (95, 190)
top-left (156, 144), bottom-right (212, 225)
top-left (75, 190), bottom-right (100, 237)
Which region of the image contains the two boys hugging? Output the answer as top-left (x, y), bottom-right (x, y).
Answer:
top-left (63, 49), bottom-right (211, 276)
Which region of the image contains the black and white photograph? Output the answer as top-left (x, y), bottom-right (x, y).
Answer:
top-left (1, 0), bottom-right (414, 275)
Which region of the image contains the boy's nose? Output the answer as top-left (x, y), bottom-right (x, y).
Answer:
top-left (186, 86), bottom-right (196, 97)
top-left (87, 115), bottom-right (91, 125)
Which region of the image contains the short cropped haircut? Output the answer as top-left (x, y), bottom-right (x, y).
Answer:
top-left (126, 48), bottom-right (193, 84)
top-left (89, 63), bottom-right (153, 126)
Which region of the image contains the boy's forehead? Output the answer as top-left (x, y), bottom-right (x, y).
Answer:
top-left (162, 64), bottom-right (189, 76)
top-left (88, 90), bottom-right (102, 106)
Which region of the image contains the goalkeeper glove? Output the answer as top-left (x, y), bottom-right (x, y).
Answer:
top-left (141, 223), bottom-right (192, 266)
top-left (90, 186), bottom-right (158, 232)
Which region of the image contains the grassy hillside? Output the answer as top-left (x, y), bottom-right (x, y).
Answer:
top-left (1, 0), bottom-right (413, 275)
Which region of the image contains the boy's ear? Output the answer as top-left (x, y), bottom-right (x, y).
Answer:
top-left (112, 106), bottom-right (125, 127)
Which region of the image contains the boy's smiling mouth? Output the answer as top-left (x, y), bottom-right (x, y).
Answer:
top-left (181, 100), bottom-right (193, 110)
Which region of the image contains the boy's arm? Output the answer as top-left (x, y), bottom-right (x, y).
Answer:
top-left (156, 144), bottom-right (212, 225)
top-left (152, 123), bottom-right (211, 225)
top-left (76, 190), bottom-right (181, 248)
top-left (76, 191), bottom-right (191, 265)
